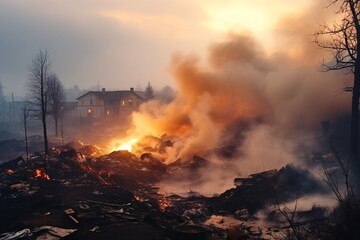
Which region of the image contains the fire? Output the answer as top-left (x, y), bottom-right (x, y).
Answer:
top-left (111, 138), bottom-right (139, 152)
top-left (6, 169), bottom-right (14, 175)
top-left (134, 195), bottom-right (144, 202)
top-left (157, 192), bottom-right (173, 211)
top-left (33, 169), bottom-right (51, 180)
top-left (159, 199), bottom-right (172, 211)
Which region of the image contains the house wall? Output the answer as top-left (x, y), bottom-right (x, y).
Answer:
top-left (76, 93), bottom-right (104, 118)
top-left (75, 91), bottom-right (145, 119)
top-left (118, 94), bottom-right (143, 118)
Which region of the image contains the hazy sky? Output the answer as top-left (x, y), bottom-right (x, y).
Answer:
top-left (0, 0), bottom-right (316, 97)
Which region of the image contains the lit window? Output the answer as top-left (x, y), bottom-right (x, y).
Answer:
top-left (87, 108), bottom-right (93, 113)
top-left (122, 100), bottom-right (125, 106)
top-left (128, 99), bottom-right (134, 106)
top-left (107, 110), bottom-right (110, 115)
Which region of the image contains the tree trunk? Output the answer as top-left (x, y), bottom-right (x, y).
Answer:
top-left (42, 114), bottom-right (49, 154)
top-left (61, 117), bottom-right (64, 146)
top-left (351, 0), bottom-right (360, 185)
top-left (40, 64), bottom-right (48, 157)
top-left (41, 80), bottom-right (48, 155)
top-left (24, 114), bottom-right (29, 163)
top-left (55, 116), bottom-right (58, 137)
top-left (350, 66), bottom-right (360, 184)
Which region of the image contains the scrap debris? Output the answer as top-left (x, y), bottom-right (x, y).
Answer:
top-left (0, 146), bottom-right (331, 239)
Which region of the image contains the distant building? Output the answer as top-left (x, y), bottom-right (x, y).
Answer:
top-left (62, 101), bottom-right (77, 116)
top-left (75, 88), bottom-right (146, 119)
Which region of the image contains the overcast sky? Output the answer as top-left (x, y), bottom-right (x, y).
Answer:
top-left (0, 0), bottom-right (317, 97)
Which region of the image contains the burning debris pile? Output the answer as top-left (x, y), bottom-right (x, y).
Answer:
top-left (0, 149), bottom-right (166, 240)
top-left (0, 30), bottom-right (354, 239)
top-left (0, 141), bottom-right (336, 240)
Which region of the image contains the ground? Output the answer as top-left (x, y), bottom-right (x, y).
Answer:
top-left (0, 144), bottom-right (341, 240)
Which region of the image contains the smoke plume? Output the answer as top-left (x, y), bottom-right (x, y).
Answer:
top-left (118, 4), bottom-right (351, 195)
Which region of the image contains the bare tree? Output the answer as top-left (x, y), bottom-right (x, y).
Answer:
top-left (47, 73), bottom-right (65, 137)
top-left (27, 50), bottom-right (51, 155)
top-left (0, 81), bottom-right (6, 130)
top-left (319, 138), bottom-right (360, 239)
top-left (276, 198), bottom-right (304, 240)
top-left (315, 0), bottom-right (360, 183)
top-left (22, 102), bottom-right (32, 163)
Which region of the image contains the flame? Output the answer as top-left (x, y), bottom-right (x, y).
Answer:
top-left (111, 138), bottom-right (139, 152)
top-left (6, 169), bottom-right (14, 175)
top-left (158, 199), bottom-right (172, 211)
top-left (34, 169), bottom-right (51, 180)
top-left (157, 192), bottom-right (173, 211)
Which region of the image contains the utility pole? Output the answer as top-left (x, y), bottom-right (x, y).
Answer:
top-left (60, 107), bottom-right (64, 146)
top-left (23, 104), bottom-right (29, 163)
top-left (11, 92), bottom-right (15, 129)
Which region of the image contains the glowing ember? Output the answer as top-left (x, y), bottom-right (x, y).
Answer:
top-left (6, 169), bottom-right (14, 175)
top-left (33, 169), bottom-right (51, 180)
top-left (159, 199), bottom-right (172, 211)
top-left (157, 193), bottom-right (173, 211)
top-left (134, 195), bottom-right (144, 202)
top-left (111, 138), bottom-right (139, 152)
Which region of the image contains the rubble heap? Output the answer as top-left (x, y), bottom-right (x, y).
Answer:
top-left (0, 146), bottom-right (331, 240)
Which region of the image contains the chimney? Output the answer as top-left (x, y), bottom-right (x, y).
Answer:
top-left (102, 88), bottom-right (105, 93)
top-left (130, 87), bottom-right (134, 91)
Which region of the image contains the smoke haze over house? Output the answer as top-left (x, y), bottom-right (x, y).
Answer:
top-left (118, 4), bottom-right (352, 194)
top-left (0, 0), bottom-right (331, 97)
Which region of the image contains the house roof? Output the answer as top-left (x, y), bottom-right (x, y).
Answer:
top-left (76, 90), bottom-right (147, 101)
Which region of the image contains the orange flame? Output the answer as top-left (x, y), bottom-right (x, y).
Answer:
top-left (134, 195), bottom-right (144, 202)
top-left (157, 193), bottom-right (173, 211)
top-left (110, 138), bottom-right (139, 152)
top-left (6, 169), bottom-right (14, 175)
top-left (159, 199), bottom-right (172, 211)
top-left (34, 169), bottom-right (51, 180)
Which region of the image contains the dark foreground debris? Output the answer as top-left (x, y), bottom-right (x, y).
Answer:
top-left (0, 148), bottom-right (334, 240)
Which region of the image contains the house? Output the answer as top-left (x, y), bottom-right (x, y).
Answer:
top-left (62, 101), bottom-right (78, 116)
top-left (75, 88), bottom-right (146, 119)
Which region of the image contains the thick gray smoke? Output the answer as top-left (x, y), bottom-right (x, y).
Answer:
top-left (116, 3), bottom-right (351, 195)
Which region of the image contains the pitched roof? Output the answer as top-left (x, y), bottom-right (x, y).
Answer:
top-left (76, 90), bottom-right (146, 101)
